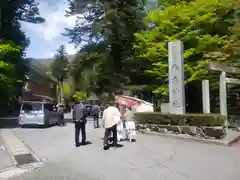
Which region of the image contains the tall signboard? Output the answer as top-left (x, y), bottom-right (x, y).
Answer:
top-left (168, 40), bottom-right (186, 114)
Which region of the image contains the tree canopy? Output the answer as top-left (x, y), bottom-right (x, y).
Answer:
top-left (51, 45), bottom-right (69, 84)
top-left (65, 0), bottom-right (148, 95)
top-left (134, 0), bottom-right (240, 94)
top-left (62, 0), bottom-right (240, 109)
top-left (0, 0), bottom-right (43, 115)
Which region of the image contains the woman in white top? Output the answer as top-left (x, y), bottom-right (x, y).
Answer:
top-left (123, 107), bottom-right (136, 142)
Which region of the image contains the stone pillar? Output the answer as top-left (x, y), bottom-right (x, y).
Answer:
top-left (220, 72), bottom-right (228, 128)
top-left (202, 80), bottom-right (210, 113)
top-left (168, 40), bottom-right (186, 114)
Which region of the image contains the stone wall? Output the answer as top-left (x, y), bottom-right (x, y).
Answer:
top-left (136, 124), bottom-right (227, 140)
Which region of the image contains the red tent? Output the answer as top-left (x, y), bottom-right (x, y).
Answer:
top-left (115, 96), bottom-right (138, 107)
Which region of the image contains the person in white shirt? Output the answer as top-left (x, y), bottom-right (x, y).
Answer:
top-left (102, 101), bottom-right (122, 150)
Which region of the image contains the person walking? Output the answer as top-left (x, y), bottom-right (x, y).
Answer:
top-left (92, 104), bottom-right (100, 128)
top-left (57, 103), bottom-right (65, 127)
top-left (72, 101), bottom-right (87, 147)
top-left (102, 101), bottom-right (122, 150)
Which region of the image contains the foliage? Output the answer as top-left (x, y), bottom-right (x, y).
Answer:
top-left (0, 42), bottom-right (21, 85)
top-left (51, 45), bottom-right (69, 84)
top-left (1, 0), bottom-right (44, 24)
top-left (65, 0), bottom-right (147, 94)
top-left (134, 0), bottom-right (238, 94)
top-left (0, 41), bottom-right (24, 115)
top-left (70, 43), bottom-right (106, 93)
top-left (135, 112), bottom-right (226, 126)
top-left (1, 0), bottom-right (45, 49)
top-left (72, 91), bottom-right (88, 101)
top-left (63, 82), bottom-right (72, 99)
top-left (0, 0), bottom-right (43, 115)
top-left (220, 0), bottom-right (240, 65)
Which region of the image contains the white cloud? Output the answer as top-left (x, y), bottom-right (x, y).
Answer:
top-left (24, 0), bottom-right (77, 41)
top-left (65, 43), bottom-right (79, 55)
top-left (22, 0), bottom-right (81, 57)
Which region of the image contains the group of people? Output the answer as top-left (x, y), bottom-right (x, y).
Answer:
top-left (56, 102), bottom-right (100, 129)
top-left (72, 100), bottom-right (135, 150)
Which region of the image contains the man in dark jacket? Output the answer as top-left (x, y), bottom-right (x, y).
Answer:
top-left (72, 101), bottom-right (87, 147)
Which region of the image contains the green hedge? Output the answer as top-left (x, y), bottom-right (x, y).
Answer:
top-left (134, 112), bottom-right (226, 126)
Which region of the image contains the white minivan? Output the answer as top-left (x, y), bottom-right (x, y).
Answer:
top-left (19, 101), bottom-right (59, 127)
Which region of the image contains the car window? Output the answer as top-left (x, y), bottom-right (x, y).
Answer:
top-left (44, 104), bottom-right (54, 111)
top-left (22, 103), bottom-right (42, 111)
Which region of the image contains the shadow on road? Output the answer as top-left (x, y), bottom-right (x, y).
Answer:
top-left (83, 141), bottom-right (92, 146)
top-left (0, 117), bottom-right (74, 129)
top-left (0, 118), bottom-right (19, 129)
top-left (100, 137), bottom-right (136, 143)
top-left (21, 124), bottom-right (56, 129)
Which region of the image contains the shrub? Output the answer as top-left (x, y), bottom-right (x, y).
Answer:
top-left (134, 112), bottom-right (226, 127)
top-left (72, 91), bottom-right (88, 101)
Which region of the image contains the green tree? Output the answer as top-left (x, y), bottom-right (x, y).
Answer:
top-left (51, 45), bottom-right (69, 103)
top-left (134, 0), bottom-right (238, 94)
top-left (63, 82), bottom-right (72, 100)
top-left (70, 42), bottom-right (106, 94)
top-left (0, 0), bottom-right (44, 115)
top-left (65, 0), bottom-right (146, 94)
top-left (72, 91), bottom-right (88, 101)
top-left (1, 0), bottom-right (45, 48)
top-left (0, 42), bottom-right (22, 113)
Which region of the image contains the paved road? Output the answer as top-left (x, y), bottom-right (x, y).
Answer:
top-left (2, 121), bottom-right (240, 180)
top-left (0, 136), bottom-right (13, 170)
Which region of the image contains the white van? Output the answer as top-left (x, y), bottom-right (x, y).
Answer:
top-left (19, 101), bottom-right (59, 127)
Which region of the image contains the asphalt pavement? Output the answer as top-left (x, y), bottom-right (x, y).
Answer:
top-left (1, 120), bottom-right (240, 180)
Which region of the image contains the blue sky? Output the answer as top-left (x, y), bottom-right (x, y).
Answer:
top-left (21, 0), bottom-right (79, 59)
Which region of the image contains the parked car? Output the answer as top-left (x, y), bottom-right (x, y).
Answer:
top-left (19, 101), bottom-right (59, 127)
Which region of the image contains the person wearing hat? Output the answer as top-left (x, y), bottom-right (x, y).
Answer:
top-left (57, 103), bottom-right (65, 127)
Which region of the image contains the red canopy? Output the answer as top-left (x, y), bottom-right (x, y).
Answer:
top-left (115, 96), bottom-right (138, 107)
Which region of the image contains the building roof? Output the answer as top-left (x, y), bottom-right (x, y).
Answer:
top-left (32, 94), bottom-right (56, 101)
top-left (24, 58), bottom-right (57, 83)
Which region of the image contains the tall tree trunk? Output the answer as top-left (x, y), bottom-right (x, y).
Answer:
top-left (56, 83), bottom-right (60, 104)
top-left (57, 83), bottom-right (61, 104)
top-left (60, 81), bottom-right (63, 104)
